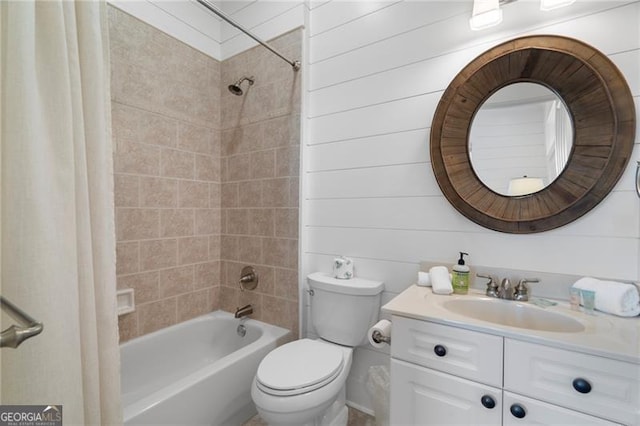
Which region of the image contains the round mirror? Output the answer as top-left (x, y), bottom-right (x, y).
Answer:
top-left (469, 83), bottom-right (573, 196)
top-left (430, 35), bottom-right (635, 233)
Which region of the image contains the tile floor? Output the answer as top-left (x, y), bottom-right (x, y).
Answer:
top-left (243, 407), bottom-right (375, 426)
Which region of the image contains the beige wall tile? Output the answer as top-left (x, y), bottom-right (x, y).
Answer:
top-left (248, 208), bottom-right (274, 237)
top-left (160, 209), bottom-right (194, 238)
top-left (275, 268), bottom-right (298, 301)
top-left (238, 181), bottom-right (262, 208)
top-left (227, 153), bottom-right (251, 182)
top-left (263, 178), bottom-right (289, 207)
top-left (140, 239), bottom-right (178, 271)
top-left (226, 208), bottom-right (249, 235)
top-left (116, 208), bottom-right (159, 241)
top-left (178, 123), bottom-right (214, 155)
top-left (221, 236), bottom-right (239, 262)
top-left (160, 265), bottom-right (195, 297)
top-left (139, 177), bottom-right (178, 208)
top-left (254, 265), bottom-right (275, 296)
top-left (210, 183), bottom-right (221, 209)
top-left (222, 261), bottom-right (243, 288)
top-left (195, 154), bottom-right (221, 182)
top-left (115, 174), bottom-right (139, 207)
top-left (221, 182), bottom-right (238, 208)
top-left (219, 286), bottom-right (239, 313)
top-left (210, 286), bottom-right (221, 311)
top-left (138, 298), bottom-right (177, 335)
top-left (117, 271), bottom-right (160, 304)
top-left (114, 138), bottom-right (160, 176)
top-left (250, 150), bottom-right (275, 179)
top-left (161, 148), bottom-right (195, 179)
top-left (209, 235), bottom-right (221, 260)
top-left (179, 180), bottom-right (210, 208)
top-left (238, 235), bottom-right (262, 265)
top-left (195, 208), bottom-right (221, 235)
top-left (275, 208), bottom-right (298, 238)
top-left (116, 241), bottom-right (139, 275)
top-left (195, 261), bottom-right (220, 289)
top-left (178, 236), bottom-right (209, 265)
top-left (276, 146), bottom-right (300, 177)
top-left (177, 289), bottom-right (212, 322)
top-left (118, 312), bottom-right (138, 342)
top-left (238, 291), bottom-right (263, 321)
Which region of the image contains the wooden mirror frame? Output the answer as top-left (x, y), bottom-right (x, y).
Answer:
top-left (430, 35), bottom-right (636, 233)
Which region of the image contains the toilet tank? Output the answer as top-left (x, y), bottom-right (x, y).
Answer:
top-left (307, 272), bottom-right (384, 346)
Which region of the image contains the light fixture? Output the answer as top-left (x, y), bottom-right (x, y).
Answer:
top-left (507, 176), bottom-right (545, 196)
top-left (540, 0), bottom-right (576, 11)
top-left (469, 0), bottom-right (503, 31)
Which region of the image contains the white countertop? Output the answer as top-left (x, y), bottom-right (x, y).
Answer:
top-left (382, 285), bottom-right (640, 364)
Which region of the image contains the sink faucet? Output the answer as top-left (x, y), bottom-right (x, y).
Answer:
top-left (234, 304), bottom-right (253, 319)
top-left (513, 278), bottom-right (540, 302)
top-left (477, 273), bottom-right (499, 298)
top-left (498, 278), bottom-right (513, 300)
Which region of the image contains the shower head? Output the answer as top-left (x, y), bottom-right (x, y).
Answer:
top-left (228, 76), bottom-right (254, 96)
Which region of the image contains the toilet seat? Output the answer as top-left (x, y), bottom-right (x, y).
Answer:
top-left (256, 339), bottom-right (345, 397)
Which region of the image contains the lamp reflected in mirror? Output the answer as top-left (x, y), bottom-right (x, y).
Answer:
top-left (507, 176), bottom-right (545, 196)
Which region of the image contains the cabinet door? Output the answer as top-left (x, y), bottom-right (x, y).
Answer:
top-left (503, 392), bottom-right (621, 426)
top-left (391, 359), bottom-right (502, 425)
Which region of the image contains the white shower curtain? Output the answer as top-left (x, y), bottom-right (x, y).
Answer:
top-left (1, 1), bottom-right (122, 424)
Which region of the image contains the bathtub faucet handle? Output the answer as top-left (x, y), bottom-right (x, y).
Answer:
top-left (239, 266), bottom-right (259, 292)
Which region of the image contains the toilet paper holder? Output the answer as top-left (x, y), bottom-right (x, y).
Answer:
top-left (371, 329), bottom-right (391, 345)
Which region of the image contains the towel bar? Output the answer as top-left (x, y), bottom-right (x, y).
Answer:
top-left (0, 296), bottom-right (43, 349)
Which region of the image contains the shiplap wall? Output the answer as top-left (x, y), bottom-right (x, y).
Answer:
top-left (107, 0), bottom-right (304, 61)
top-left (303, 0), bottom-right (640, 412)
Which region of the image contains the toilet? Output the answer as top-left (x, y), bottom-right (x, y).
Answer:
top-left (251, 272), bottom-right (384, 426)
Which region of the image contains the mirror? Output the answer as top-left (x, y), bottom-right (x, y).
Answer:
top-left (431, 35), bottom-right (635, 233)
top-left (469, 83), bottom-right (573, 196)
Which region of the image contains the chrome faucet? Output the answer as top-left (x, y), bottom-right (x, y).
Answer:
top-left (513, 278), bottom-right (540, 302)
top-left (498, 278), bottom-right (513, 300)
top-left (477, 273), bottom-right (499, 298)
top-left (234, 304), bottom-right (253, 319)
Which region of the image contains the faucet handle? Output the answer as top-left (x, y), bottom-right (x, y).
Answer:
top-left (514, 278), bottom-right (539, 301)
top-left (477, 273), bottom-right (498, 297)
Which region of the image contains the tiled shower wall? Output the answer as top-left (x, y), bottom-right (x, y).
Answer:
top-left (218, 29), bottom-right (302, 338)
top-left (109, 6), bottom-right (301, 342)
top-left (109, 7), bottom-right (222, 341)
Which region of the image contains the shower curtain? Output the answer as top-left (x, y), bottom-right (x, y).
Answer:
top-left (0, 1), bottom-right (122, 424)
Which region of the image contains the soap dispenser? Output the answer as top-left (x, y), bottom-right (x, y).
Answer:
top-left (452, 252), bottom-right (470, 294)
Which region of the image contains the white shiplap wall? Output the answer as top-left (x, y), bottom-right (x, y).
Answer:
top-left (107, 0), bottom-right (304, 60)
top-left (303, 0), bottom-right (640, 412)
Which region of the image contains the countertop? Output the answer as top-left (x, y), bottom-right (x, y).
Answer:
top-left (382, 285), bottom-right (640, 364)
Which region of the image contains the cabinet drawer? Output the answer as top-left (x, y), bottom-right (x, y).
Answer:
top-left (504, 339), bottom-right (639, 425)
top-left (503, 391), bottom-right (620, 425)
top-left (391, 359), bottom-right (502, 426)
top-left (391, 315), bottom-right (503, 387)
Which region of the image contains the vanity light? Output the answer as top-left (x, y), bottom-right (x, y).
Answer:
top-left (540, 0), bottom-right (576, 11)
top-left (470, 0), bottom-right (575, 31)
top-left (507, 176), bottom-right (545, 196)
top-left (469, 0), bottom-right (503, 31)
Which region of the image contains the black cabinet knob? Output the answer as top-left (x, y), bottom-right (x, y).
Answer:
top-left (434, 344), bottom-right (447, 357)
top-left (480, 395), bottom-right (495, 409)
top-left (572, 378), bottom-right (592, 394)
top-left (510, 404), bottom-right (526, 419)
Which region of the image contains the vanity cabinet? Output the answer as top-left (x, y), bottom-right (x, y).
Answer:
top-left (390, 315), bottom-right (636, 425)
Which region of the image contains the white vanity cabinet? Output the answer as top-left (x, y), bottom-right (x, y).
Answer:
top-left (390, 315), bottom-right (636, 425)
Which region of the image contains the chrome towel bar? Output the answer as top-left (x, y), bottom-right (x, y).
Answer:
top-left (1, 296), bottom-right (43, 349)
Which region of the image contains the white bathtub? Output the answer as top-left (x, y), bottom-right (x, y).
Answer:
top-left (120, 310), bottom-right (289, 425)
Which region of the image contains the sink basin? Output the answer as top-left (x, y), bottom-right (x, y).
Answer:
top-left (442, 298), bottom-right (585, 333)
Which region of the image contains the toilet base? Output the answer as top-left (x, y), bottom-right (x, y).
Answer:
top-left (258, 386), bottom-right (348, 426)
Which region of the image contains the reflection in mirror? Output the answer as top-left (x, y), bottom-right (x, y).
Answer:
top-left (469, 83), bottom-right (573, 196)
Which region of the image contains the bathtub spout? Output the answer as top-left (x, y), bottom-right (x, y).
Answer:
top-left (234, 304), bottom-right (253, 319)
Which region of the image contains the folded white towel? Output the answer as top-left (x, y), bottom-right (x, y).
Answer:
top-left (430, 266), bottom-right (453, 295)
top-left (572, 277), bottom-right (640, 317)
top-left (417, 271), bottom-right (431, 287)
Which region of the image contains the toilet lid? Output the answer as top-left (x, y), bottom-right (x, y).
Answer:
top-left (256, 339), bottom-right (344, 396)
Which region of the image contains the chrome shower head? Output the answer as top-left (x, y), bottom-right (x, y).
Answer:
top-left (228, 76), bottom-right (254, 96)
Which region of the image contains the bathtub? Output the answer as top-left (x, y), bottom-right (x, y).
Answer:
top-left (120, 310), bottom-right (290, 425)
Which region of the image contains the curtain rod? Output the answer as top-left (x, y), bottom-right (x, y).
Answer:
top-left (196, 0), bottom-right (301, 71)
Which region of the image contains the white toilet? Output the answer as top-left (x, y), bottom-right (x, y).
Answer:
top-left (251, 272), bottom-right (384, 426)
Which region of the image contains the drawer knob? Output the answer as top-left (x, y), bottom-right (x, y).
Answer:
top-left (434, 344), bottom-right (447, 357)
top-left (572, 378), bottom-right (592, 394)
top-left (480, 395), bottom-right (496, 409)
top-left (510, 404), bottom-right (526, 419)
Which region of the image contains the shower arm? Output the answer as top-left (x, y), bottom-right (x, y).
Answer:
top-left (197, 0), bottom-right (301, 71)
